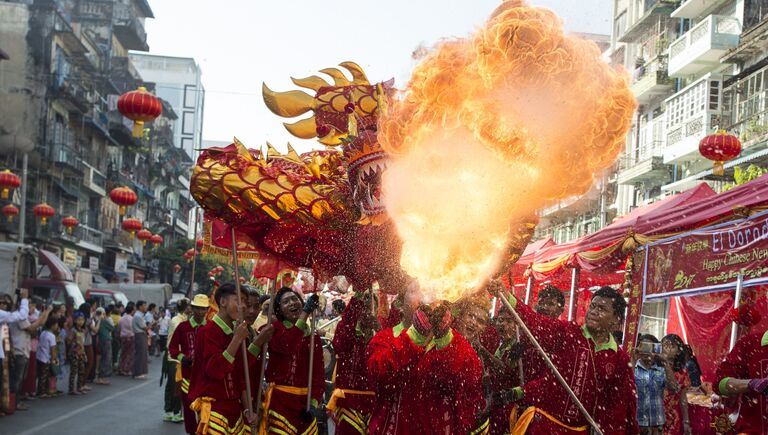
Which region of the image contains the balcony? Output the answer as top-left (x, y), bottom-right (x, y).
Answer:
top-left (671, 0), bottom-right (729, 19)
top-left (51, 143), bottom-right (84, 173)
top-left (113, 3), bottom-right (149, 51)
top-left (82, 163), bottom-right (107, 197)
top-left (668, 14), bottom-right (740, 77)
top-left (60, 224), bottom-right (105, 254)
top-left (618, 156), bottom-right (671, 185)
top-left (50, 75), bottom-right (91, 113)
top-left (619, 0), bottom-right (680, 43)
top-left (76, 0), bottom-right (112, 21)
top-left (663, 75), bottom-right (725, 164)
top-left (631, 56), bottom-right (674, 103)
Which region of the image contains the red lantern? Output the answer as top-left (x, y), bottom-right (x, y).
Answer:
top-left (196, 239), bottom-right (204, 250)
top-left (117, 86), bottom-right (162, 137)
top-left (110, 186), bottom-right (138, 216)
top-left (137, 229), bottom-right (153, 245)
top-left (150, 234), bottom-right (163, 247)
top-left (0, 170), bottom-right (21, 200)
top-left (61, 215), bottom-right (79, 234)
top-left (121, 217), bottom-right (142, 238)
top-left (185, 248), bottom-right (196, 263)
top-left (699, 130), bottom-right (742, 176)
top-left (33, 203), bottom-right (55, 225)
top-left (2, 204), bottom-right (19, 223)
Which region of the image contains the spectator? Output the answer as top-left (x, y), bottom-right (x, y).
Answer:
top-left (157, 308), bottom-right (170, 356)
top-left (132, 300), bottom-right (149, 379)
top-left (78, 302), bottom-right (100, 387)
top-left (66, 311), bottom-right (87, 395)
top-left (9, 297), bottom-right (51, 408)
top-left (36, 317), bottom-right (59, 398)
top-left (0, 288), bottom-right (29, 413)
top-left (110, 304), bottom-right (121, 370)
top-left (118, 302), bottom-right (135, 376)
top-left (661, 334), bottom-right (692, 435)
top-left (95, 307), bottom-right (114, 385)
top-left (684, 345), bottom-right (703, 390)
top-left (634, 334), bottom-right (678, 435)
top-left (145, 303), bottom-right (157, 356)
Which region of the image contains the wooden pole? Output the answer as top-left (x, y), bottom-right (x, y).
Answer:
top-left (254, 279), bottom-right (275, 428)
top-left (188, 208), bottom-right (200, 298)
top-left (497, 291), bottom-right (604, 435)
top-left (305, 311), bottom-right (317, 412)
top-left (729, 274), bottom-right (744, 351)
top-left (230, 227), bottom-right (254, 428)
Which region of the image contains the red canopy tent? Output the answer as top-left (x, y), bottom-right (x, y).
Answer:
top-left (506, 184), bottom-right (717, 321)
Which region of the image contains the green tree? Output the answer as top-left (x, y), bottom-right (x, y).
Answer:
top-left (723, 164), bottom-right (768, 191)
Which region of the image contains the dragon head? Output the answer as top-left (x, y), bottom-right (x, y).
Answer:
top-left (263, 62), bottom-right (393, 223)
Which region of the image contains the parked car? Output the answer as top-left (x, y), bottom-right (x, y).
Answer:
top-left (86, 288), bottom-right (129, 308)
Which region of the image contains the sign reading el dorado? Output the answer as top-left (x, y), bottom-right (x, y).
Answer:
top-left (642, 211), bottom-right (768, 299)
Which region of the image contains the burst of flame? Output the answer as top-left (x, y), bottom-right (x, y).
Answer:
top-left (379, 0), bottom-right (636, 302)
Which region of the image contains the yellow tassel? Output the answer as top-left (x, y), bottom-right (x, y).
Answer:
top-left (132, 120), bottom-right (144, 138)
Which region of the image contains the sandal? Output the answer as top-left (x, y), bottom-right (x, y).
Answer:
top-left (38, 394), bottom-right (51, 399)
top-left (69, 391), bottom-right (82, 396)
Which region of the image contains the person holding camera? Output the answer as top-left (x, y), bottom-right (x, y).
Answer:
top-left (0, 288), bottom-right (29, 412)
top-left (634, 334), bottom-right (679, 435)
top-left (9, 296), bottom-right (52, 407)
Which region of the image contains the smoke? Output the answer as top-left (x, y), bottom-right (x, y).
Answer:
top-left (379, 1), bottom-right (636, 302)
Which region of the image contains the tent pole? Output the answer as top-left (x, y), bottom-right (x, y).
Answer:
top-left (568, 267), bottom-right (579, 321)
top-left (729, 274), bottom-right (744, 351)
top-left (524, 275), bottom-right (533, 305)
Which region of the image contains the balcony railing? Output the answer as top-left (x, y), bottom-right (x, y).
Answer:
top-left (113, 3), bottom-right (149, 51)
top-left (726, 90), bottom-right (768, 145)
top-left (51, 143), bottom-right (84, 173)
top-left (51, 75), bottom-right (91, 113)
top-left (672, 0), bottom-right (730, 19)
top-left (631, 56), bottom-right (673, 103)
top-left (664, 75), bottom-right (725, 163)
top-left (668, 14), bottom-right (740, 77)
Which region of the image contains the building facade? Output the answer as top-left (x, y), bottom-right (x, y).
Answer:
top-left (0, 0), bottom-right (198, 287)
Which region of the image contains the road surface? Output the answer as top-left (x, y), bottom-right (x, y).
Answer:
top-left (2, 355), bottom-right (185, 435)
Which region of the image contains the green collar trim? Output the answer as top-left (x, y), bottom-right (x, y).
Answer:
top-left (190, 317), bottom-right (206, 328)
top-left (393, 322), bottom-right (405, 338)
top-left (428, 330), bottom-right (453, 351)
top-left (582, 326), bottom-right (617, 353)
top-left (762, 330), bottom-right (768, 347)
top-left (282, 320), bottom-right (294, 329)
top-left (213, 314), bottom-right (233, 335)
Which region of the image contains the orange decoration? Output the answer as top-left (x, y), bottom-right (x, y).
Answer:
top-left (110, 186), bottom-right (138, 216)
top-left (0, 170), bottom-right (21, 199)
top-left (150, 234), bottom-right (163, 247)
top-left (117, 86), bottom-right (162, 137)
top-left (33, 203), bottom-right (55, 225)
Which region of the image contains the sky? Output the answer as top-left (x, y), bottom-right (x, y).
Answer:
top-left (144, 0), bottom-right (613, 154)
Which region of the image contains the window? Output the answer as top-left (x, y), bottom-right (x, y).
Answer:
top-left (182, 111), bottom-right (195, 135)
top-left (184, 84), bottom-right (197, 109)
top-left (614, 11), bottom-right (627, 38)
top-left (638, 299), bottom-right (669, 341)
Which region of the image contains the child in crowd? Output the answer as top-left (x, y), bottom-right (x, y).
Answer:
top-left (37, 317), bottom-right (59, 398)
top-left (67, 311), bottom-right (88, 395)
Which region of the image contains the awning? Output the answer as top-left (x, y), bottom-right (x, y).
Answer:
top-left (662, 146), bottom-right (768, 192)
top-left (38, 249), bottom-right (74, 281)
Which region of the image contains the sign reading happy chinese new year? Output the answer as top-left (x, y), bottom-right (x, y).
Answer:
top-left (641, 211), bottom-right (768, 299)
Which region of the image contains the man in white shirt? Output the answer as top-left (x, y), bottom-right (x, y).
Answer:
top-left (9, 297), bottom-right (51, 408)
top-left (0, 288), bottom-right (29, 412)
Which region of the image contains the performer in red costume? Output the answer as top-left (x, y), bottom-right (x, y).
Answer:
top-left (328, 291), bottom-right (379, 434)
top-left (188, 283), bottom-right (274, 435)
top-left (169, 294), bottom-right (210, 434)
top-left (489, 283), bottom-right (637, 435)
top-left (260, 287), bottom-right (324, 435)
top-left (366, 293), bottom-right (488, 435)
top-left (715, 323), bottom-right (768, 434)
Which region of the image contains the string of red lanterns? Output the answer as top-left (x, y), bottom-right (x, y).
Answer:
top-left (0, 170), bottom-right (21, 200)
top-left (61, 215), bottom-right (79, 234)
top-left (117, 86), bottom-right (162, 137)
top-left (2, 204), bottom-right (19, 223)
top-left (110, 186), bottom-right (138, 216)
top-left (699, 130), bottom-right (742, 176)
top-left (137, 228), bottom-right (153, 245)
top-left (121, 217), bottom-right (142, 238)
top-left (33, 203), bottom-right (55, 225)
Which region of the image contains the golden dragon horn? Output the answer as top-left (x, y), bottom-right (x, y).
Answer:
top-left (262, 83), bottom-right (316, 118)
top-left (319, 68), bottom-right (351, 86)
top-left (283, 117), bottom-right (318, 139)
top-left (339, 61), bottom-right (370, 85)
top-left (291, 75), bottom-right (332, 91)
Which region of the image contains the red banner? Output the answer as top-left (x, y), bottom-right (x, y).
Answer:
top-left (642, 211), bottom-right (768, 298)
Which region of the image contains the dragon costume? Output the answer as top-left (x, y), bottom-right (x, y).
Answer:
top-left (190, 61), bottom-right (537, 295)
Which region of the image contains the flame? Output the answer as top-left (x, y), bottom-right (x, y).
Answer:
top-left (379, 0), bottom-right (636, 302)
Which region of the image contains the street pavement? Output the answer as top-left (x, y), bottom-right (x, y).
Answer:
top-left (2, 355), bottom-right (185, 435)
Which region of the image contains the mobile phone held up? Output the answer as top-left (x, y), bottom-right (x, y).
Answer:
top-left (637, 341), bottom-right (662, 354)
